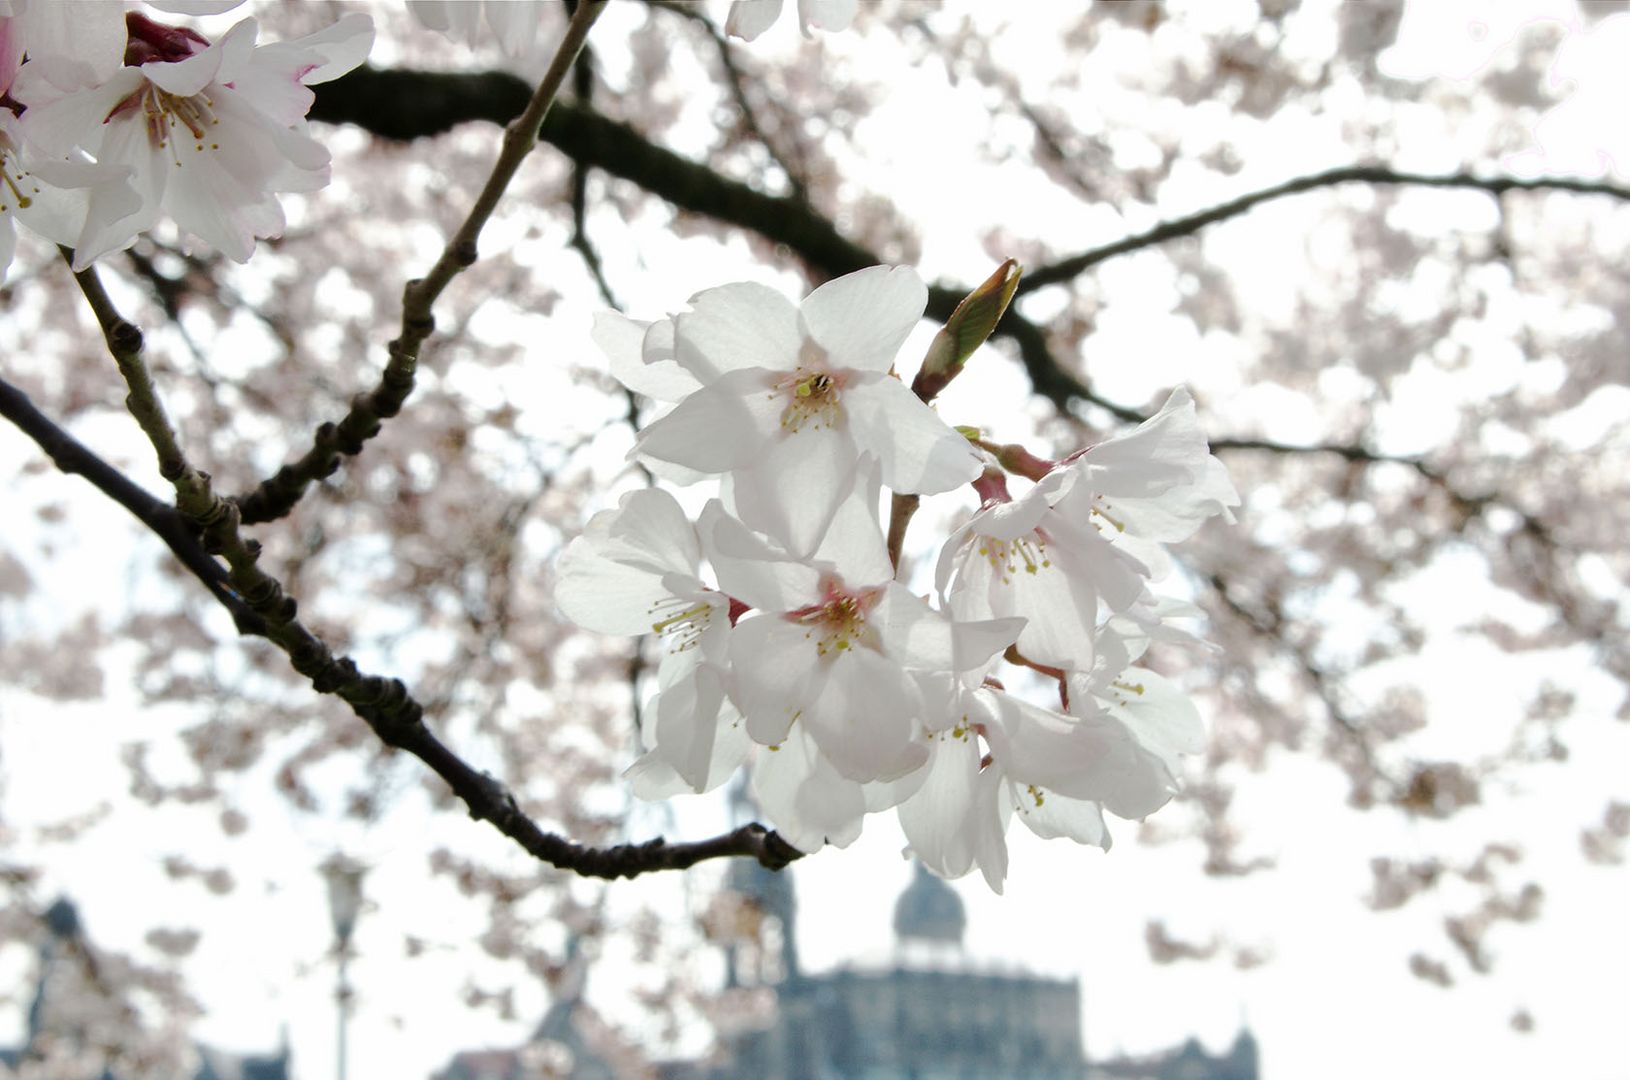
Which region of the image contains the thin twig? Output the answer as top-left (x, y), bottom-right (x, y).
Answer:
top-left (1020, 165), bottom-right (1630, 294)
top-left (233, 2), bottom-right (609, 525)
top-left (649, 0), bottom-right (812, 199)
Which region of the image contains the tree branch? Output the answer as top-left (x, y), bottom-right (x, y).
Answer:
top-left (233, 1), bottom-right (608, 526)
top-left (1019, 165), bottom-right (1630, 294)
top-left (62, 251), bottom-right (803, 882)
top-left (0, 373), bottom-right (266, 637)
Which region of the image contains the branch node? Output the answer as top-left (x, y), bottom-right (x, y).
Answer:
top-left (110, 320), bottom-right (143, 355)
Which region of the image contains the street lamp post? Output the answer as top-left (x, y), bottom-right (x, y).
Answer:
top-left (321, 855), bottom-right (367, 1080)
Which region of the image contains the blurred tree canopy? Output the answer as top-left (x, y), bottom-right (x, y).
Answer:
top-left (1, 1), bottom-right (1627, 1074)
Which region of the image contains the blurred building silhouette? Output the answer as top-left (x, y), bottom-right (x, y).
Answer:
top-left (0, 897), bottom-right (290, 1080)
top-left (661, 858), bottom-right (1086, 1079)
top-left (434, 785), bottom-right (1259, 1080)
top-left (432, 933), bottom-right (622, 1080)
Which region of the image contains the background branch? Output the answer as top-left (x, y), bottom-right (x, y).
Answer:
top-left (1018, 165), bottom-right (1630, 294)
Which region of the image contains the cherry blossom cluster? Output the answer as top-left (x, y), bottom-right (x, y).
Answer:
top-left (0, 0), bottom-right (372, 280)
top-left (556, 266), bottom-right (1239, 890)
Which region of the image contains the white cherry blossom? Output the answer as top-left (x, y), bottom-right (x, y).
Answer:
top-left (709, 475), bottom-right (1021, 783)
top-left (897, 674), bottom-right (1188, 892)
top-left (554, 489), bottom-right (741, 793)
top-left (0, 0), bottom-right (126, 95)
top-left (628, 266), bottom-right (982, 556)
top-left (1055, 386), bottom-right (1241, 580)
top-left (937, 468), bottom-right (1150, 672)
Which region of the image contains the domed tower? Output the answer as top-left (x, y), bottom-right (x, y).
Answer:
top-left (720, 777), bottom-right (800, 987)
top-left (892, 862), bottom-right (966, 948)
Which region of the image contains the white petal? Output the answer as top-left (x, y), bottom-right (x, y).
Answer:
top-left (875, 583), bottom-right (1021, 673)
top-left (971, 482), bottom-right (1054, 542)
top-left (968, 768), bottom-right (1013, 892)
top-left (627, 701), bottom-right (750, 799)
top-left (797, 0), bottom-right (858, 33)
top-left (553, 489), bottom-right (703, 636)
top-left (1011, 784), bottom-right (1110, 850)
top-left (753, 729), bottom-right (865, 852)
top-left (482, 1), bottom-right (545, 59)
top-left (17, 70), bottom-right (141, 156)
top-left (605, 487), bottom-right (702, 576)
top-left (144, 20), bottom-right (245, 96)
top-left (596, 312), bottom-right (698, 401)
top-left (654, 662), bottom-right (729, 792)
top-left (725, 0), bottom-right (783, 41)
top-left (984, 690), bottom-right (1172, 817)
top-left (0, 218), bottom-right (14, 281)
top-left (846, 373), bottom-right (982, 494)
top-left (19, 1), bottom-right (126, 91)
top-left (730, 422), bottom-right (858, 559)
top-left (700, 501), bottom-right (821, 613)
top-left (800, 647), bottom-right (920, 782)
top-left (674, 280), bottom-right (801, 382)
top-left (148, 1), bottom-right (247, 13)
top-left (633, 367), bottom-right (779, 474)
top-left (798, 265), bottom-right (926, 374)
top-left (1098, 666), bottom-right (1206, 765)
top-left (1082, 386), bottom-right (1207, 495)
top-left (729, 615), bottom-right (821, 747)
top-left (808, 462), bottom-right (892, 586)
top-left (897, 731), bottom-right (982, 878)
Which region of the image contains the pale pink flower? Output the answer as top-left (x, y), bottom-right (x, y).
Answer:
top-left (15, 12), bottom-right (373, 269)
top-left (897, 674), bottom-right (1187, 892)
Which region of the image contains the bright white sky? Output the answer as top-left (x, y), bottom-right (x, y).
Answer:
top-left (1, 2), bottom-right (1629, 1079)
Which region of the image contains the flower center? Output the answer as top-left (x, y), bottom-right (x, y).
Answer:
top-left (0, 135), bottom-right (38, 214)
top-left (648, 596), bottom-right (715, 653)
top-left (107, 81), bottom-right (221, 161)
top-left (975, 533), bottom-right (1052, 586)
top-left (790, 578), bottom-right (883, 659)
top-left (1091, 494), bottom-right (1126, 532)
top-left (774, 366), bottom-right (844, 434)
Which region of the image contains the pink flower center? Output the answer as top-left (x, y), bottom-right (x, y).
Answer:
top-left (105, 79), bottom-right (221, 161)
top-left (788, 577), bottom-right (883, 659)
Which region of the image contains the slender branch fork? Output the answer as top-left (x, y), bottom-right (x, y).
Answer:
top-left (234, 1), bottom-right (607, 525)
top-left (19, 1), bottom-right (804, 881)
